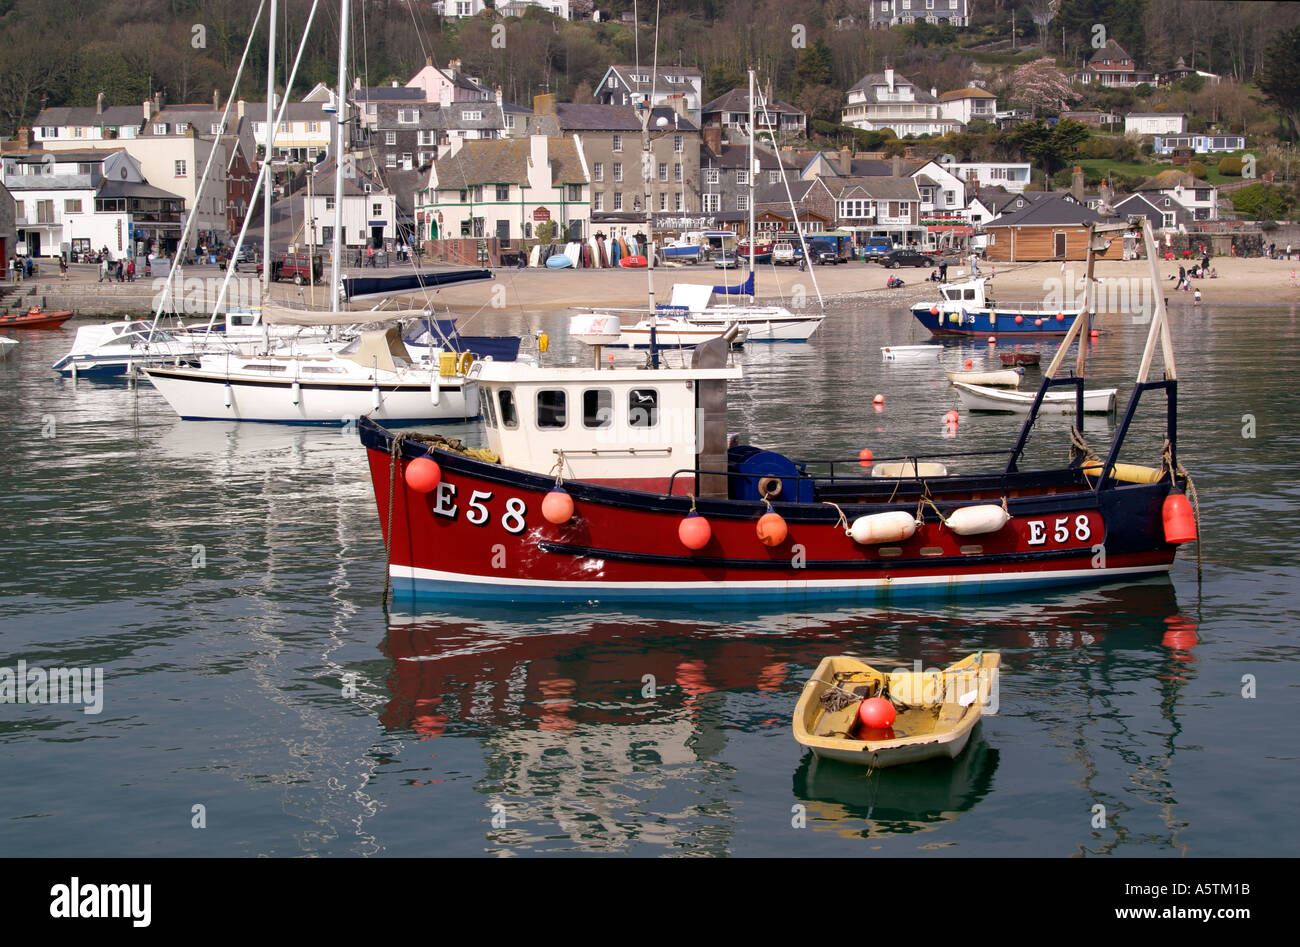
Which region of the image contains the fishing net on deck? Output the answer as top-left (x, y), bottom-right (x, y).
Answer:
top-left (404, 433), bottom-right (499, 464)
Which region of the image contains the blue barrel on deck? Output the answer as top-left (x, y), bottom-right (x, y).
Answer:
top-left (729, 448), bottom-right (814, 503)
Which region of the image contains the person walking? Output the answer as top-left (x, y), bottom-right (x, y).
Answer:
top-left (1177, 264), bottom-right (1186, 291)
top-left (366, 245), bottom-right (375, 267)
top-left (939, 261), bottom-right (948, 282)
top-left (127, 258), bottom-right (135, 282)
top-left (59, 256), bottom-right (68, 280)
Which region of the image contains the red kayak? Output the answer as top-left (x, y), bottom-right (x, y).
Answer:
top-left (0, 306), bottom-right (74, 329)
top-left (619, 256), bottom-right (648, 268)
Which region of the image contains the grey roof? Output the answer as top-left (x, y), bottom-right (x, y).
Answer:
top-left (353, 86), bottom-right (426, 105)
top-left (431, 137), bottom-right (585, 188)
top-left (98, 179), bottom-right (184, 201)
top-left (702, 89), bottom-right (803, 116)
top-left (969, 185), bottom-right (1020, 213)
top-left (703, 143), bottom-right (796, 170)
top-left (33, 105), bottom-right (144, 129)
top-left (754, 179), bottom-right (817, 204)
top-left (545, 103), bottom-right (698, 133)
top-left (986, 193), bottom-right (1103, 227)
top-left (825, 175), bottom-right (920, 201)
top-left (1088, 39), bottom-right (1132, 65)
top-left (381, 168), bottom-right (424, 218)
top-left (846, 72), bottom-right (936, 104)
top-left (606, 64), bottom-right (702, 94)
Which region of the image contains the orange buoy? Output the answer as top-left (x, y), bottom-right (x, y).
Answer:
top-left (858, 448), bottom-right (874, 468)
top-left (405, 457), bottom-right (442, 493)
top-left (858, 697), bottom-right (896, 729)
top-left (929, 305), bottom-right (939, 315)
top-left (542, 487), bottom-right (575, 525)
top-left (1090, 329), bottom-right (1100, 339)
top-left (944, 410), bottom-right (959, 424)
top-left (964, 358), bottom-right (973, 369)
top-left (756, 511), bottom-right (787, 547)
top-left (1034, 318), bottom-right (1043, 327)
top-left (987, 335), bottom-right (996, 343)
top-left (678, 512), bottom-right (712, 550)
top-left (1014, 314), bottom-right (1023, 323)
top-left (1162, 492), bottom-right (1196, 544)
top-left (1056, 312), bottom-right (1065, 321)
top-left (873, 394), bottom-right (884, 405)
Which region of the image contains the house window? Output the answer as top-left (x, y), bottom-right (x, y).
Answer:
top-left (504, 115), bottom-right (515, 130)
top-left (64, 199), bottom-right (82, 214)
top-left (463, 110), bottom-right (482, 121)
top-left (944, 190), bottom-right (955, 204)
top-left (325, 197), bottom-right (336, 210)
top-left (401, 153), bottom-right (412, 168)
top-left (769, 170), bottom-right (780, 184)
top-left (1195, 189), bottom-right (1210, 201)
top-left (674, 192), bottom-right (683, 212)
top-left (613, 192), bottom-right (623, 211)
top-left (613, 162), bottom-right (623, 182)
top-left (705, 168), bottom-right (719, 185)
top-left (659, 192), bottom-right (667, 211)
top-left (153, 123), bottom-right (168, 135)
top-left (703, 193), bottom-right (720, 212)
top-left (174, 160), bottom-right (187, 177)
top-left (612, 134), bottom-right (623, 152)
top-left (594, 192), bottom-right (604, 212)
top-left (567, 185), bottom-right (582, 201)
top-left (370, 202), bottom-right (382, 217)
top-left (737, 194), bottom-right (749, 211)
top-left (593, 162), bottom-right (603, 182)
top-left (674, 163), bottom-right (682, 182)
top-left (496, 185), bottom-right (510, 201)
top-left (1162, 213), bottom-right (1175, 227)
top-left (385, 132), bottom-right (397, 145)
top-left (418, 131), bottom-right (435, 146)
top-left (36, 199), bottom-right (54, 223)
top-left (308, 121), bottom-right (320, 132)
top-left (658, 162), bottom-right (668, 182)
top-left (736, 170), bottom-right (750, 186)
top-left (674, 135), bottom-right (683, 153)
top-left (386, 153), bottom-right (397, 168)
top-left (322, 226), bottom-right (334, 242)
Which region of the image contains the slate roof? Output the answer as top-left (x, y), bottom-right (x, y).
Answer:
top-left (431, 137), bottom-right (586, 188)
top-left (985, 193), bottom-right (1104, 227)
top-left (33, 106), bottom-right (144, 129)
top-left (702, 89), bottom-right (803, 116)
top-left (846, 72), bottom-right (936, 104)
top-left (938, 88), bottom-right (997, 101)
top-left (98, 179), bottom-right (184, 201)
top-left (542, 103), bottom-right (697, 133)
top-left (1088, 39), bottom-right (1133, 66)
top-left (1135, 169), bottom-right (1211, 191)
top-left (702, 143), bottom-right (797, 170)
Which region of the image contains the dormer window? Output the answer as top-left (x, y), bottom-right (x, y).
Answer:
top-left (153, 123), bottom-right (168, 135)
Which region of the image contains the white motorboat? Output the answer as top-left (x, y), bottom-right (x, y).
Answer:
top-left (0, 336), bottom-right (17, 348)
top-left (609, 314), bottom-right (749, 349)
top-left (881, 344), bottom-right (941, 361)
top-left (52, 321), bottom-right (203, 377)
top-left (952, 380), bottom-right (1117, 414)
top-left (656, 281), bottom-right (823, 342)
top-left (140, 326), bottom-right (479, 425)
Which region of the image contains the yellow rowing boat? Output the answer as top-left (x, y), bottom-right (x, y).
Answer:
top-left (792, 652), bottom-right (1000, 768)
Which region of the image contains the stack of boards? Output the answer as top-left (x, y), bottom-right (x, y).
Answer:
top-left (530, 236), bottom-right (646, 269)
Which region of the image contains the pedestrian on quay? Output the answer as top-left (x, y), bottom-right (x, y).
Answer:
top-left (127, 258), bottom-right (135, 281)
top-left (59, 256), bottom-right (68, 280)
top-left (1177, 265), bottom-right (1186, 291)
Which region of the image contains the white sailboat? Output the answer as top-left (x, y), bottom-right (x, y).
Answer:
top-left (140, 0), bottom-right (482, 425)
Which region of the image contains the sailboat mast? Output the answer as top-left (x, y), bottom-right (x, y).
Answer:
top-left (262, 0), bottom-right (277, 299)
top-left (747, 68), bottom-right (755, 297)
top-left (330, 0), bottom-right (350, 305)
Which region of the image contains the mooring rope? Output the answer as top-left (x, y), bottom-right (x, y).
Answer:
top-left (821, 500), bottom-right (849, 534)
top-left (1163, 440), bottom-right (1203, 584)
top-left (382, 433), bottom-right (407, 607)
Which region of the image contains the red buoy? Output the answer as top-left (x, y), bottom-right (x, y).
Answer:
top-left (1034, 318), bottom-right (1043, 327)
top-left (756, 511), bottom-right (788, 547)
top-left (1162, 493), bottom-right (1196, 544)
top-left (542, 487), bottom-right (575, 525)
top-left (858, 448), bottom-right (874, 468)
top-left (678, 512), bottom-right (712, 550)
top-left (1056, 312), bottom-right (1065, 321)
top-left (1090, 329), bottom-right (1100, 339)
top-left (944, 409), bottom-right (959, 424)
top-left (929, 305), bottom-right (939, 315)
top-left (873, 394), bottom-right (884, 405)
top-left (405, 457), bottom-right (441, 493)
top-left (1014, 315), bottom-right (1023, 323)
top-left (964, 358), bottom-right (973, 369)
top-left (858, 697), bottom-right (896, 730)
top-left (859, 725), bottom-right (896, 742)
top-left (987, 335), bottom-right (996, 343)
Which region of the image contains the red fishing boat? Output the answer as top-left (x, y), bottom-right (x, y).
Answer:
top-left (0, 305), bottom-right (74, 329)
top-left (361, 220), bottom-right (1196, 605)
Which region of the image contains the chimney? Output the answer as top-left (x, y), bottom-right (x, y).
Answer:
top-left (213, 88), bottom-right (220, 110)
top-left (532, 93), bottom-right (556, 116)
top-left (153, 91), bottom-right (163, 111)
top-left (17, 127), bottom-right (29, 150)
top-left (839, 145), bottom-right (851, 175)
top-left (892, 154), bottom-right (901, 177)
top-left (496, 85), bottom-right (503, 108)
top-left (237, 99), bottom-right (246, 120)
top-left (931, 87), bottom-right (937, 99)
top-left (440, 84), bottom-right (452, 109)
top-left (96, 92), bottom-right (104, 116)
top-left (703, 126), bottom-right (722, 156)
top-left (144, 98), bottom-right (154, 121)
top-left (885, 66), bottom-right (895, 92)
top-left (1071, 165), bottom-right (1084, 202)
top-left (391, 80), bottom-right (399, 88)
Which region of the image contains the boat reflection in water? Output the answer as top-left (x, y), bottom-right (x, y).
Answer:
top-left (376, 576), bottom-right (1197, 853)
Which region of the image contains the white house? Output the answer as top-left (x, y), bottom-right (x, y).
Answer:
top-left (937, 87), bottom-right (997, 125)
top-left (417, 134), bottom-right (589, 243)
top-left (301, 156), bottom-right (399, 250)
top-left (939, 160), bottom-right (1032, 193)
top-left (496, 0), bottom-right (572, 17)
top-left (1133, 169), bottom-right (1219, 222)
top-left (2, 148), bottom-right (185, 258)
top-left (1125, 113), bottom-right (1188, 136)
top-left (870, 0), bottom-right (970, 27)
top-left (1153, 134), bottom-right (1246, 155)
top-left (842, 67), bottom-right (963, 136)
top-left (434, 0), bottom-right (487, 17)
top-left (594, 65), bottom-right (704, 125)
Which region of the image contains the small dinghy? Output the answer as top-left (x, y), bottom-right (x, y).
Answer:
top-left (545, 253), bottom-right (572, 269)
top-left (793, 653), bottom-right (1000, 768)
top-left (881, 344), bottom-right (940, 361)
top-left (999, 351), bottom-right (1040, 367)
top-left (619, 255), bottom-right (648, 268)
top-left (946, 368), bottom-right (1023, 388)
top-left (1, 306), bottom-right (74, 329)
top-left (953, 380), bottom-right (1117, 414)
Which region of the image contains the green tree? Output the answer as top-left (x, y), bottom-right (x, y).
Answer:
top-left (1011, 118), bottom-right (1090, 183)
top-left (1217, 156), bottom-right (1243, 176)
top-left (1230, 183), bottom-right (1296, 221)
top-left (795, 39), bottom-right (833, 91)
top-left (1257, 25), bottom-right (1300, 139)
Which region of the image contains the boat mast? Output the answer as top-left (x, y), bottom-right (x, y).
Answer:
top-left (262, 0), bottom-right (277, 303)
top-left (330, 0), bottom-right (350, 306)
top-left (747, 68), bottom-right (755, 297)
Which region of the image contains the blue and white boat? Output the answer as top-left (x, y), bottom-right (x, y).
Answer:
top-left (911, 278), bottom-right (1084, 338)
top-left (661, 238), bottom-right (703, 262)
top-left (52, 321), bottom-right (202, 377)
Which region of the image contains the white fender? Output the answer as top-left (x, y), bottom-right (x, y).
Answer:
top-left (849, 511), bottom-right (918, 545)
top-left (946, 504), bottom-right (1010, 536)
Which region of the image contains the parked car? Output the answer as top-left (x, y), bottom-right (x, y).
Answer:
top-left (861, 237), bottom-right (893, 261)
top-left (713, 250), bottom-right (739, 269)
top-left (880, 249), bottom-right (936, 268)
top-left (256, 252), bottom-right (324, 284)
top-left (772, 241), bottom-right (800, 265)
top-left (808, 243), bottom-right (843, 265)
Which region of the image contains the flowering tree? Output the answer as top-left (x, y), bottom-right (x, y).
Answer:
top-left (1008, 58), bottom-right (1078, 114)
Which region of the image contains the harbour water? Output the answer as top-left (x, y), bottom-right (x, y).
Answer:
top-left (1, 299), bottom-right (1297, 857)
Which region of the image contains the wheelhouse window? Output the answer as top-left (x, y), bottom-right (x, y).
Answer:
top-left (480, 386), bottom-right (498, 428)
top-left (498, 389), bottom-right (518, 429)
top-left (583, 389), bottom-right (613, 428)
top-left (628, 389), bottom-right (658, 427)
top-left (537, 389), bottom-right (567, 428)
